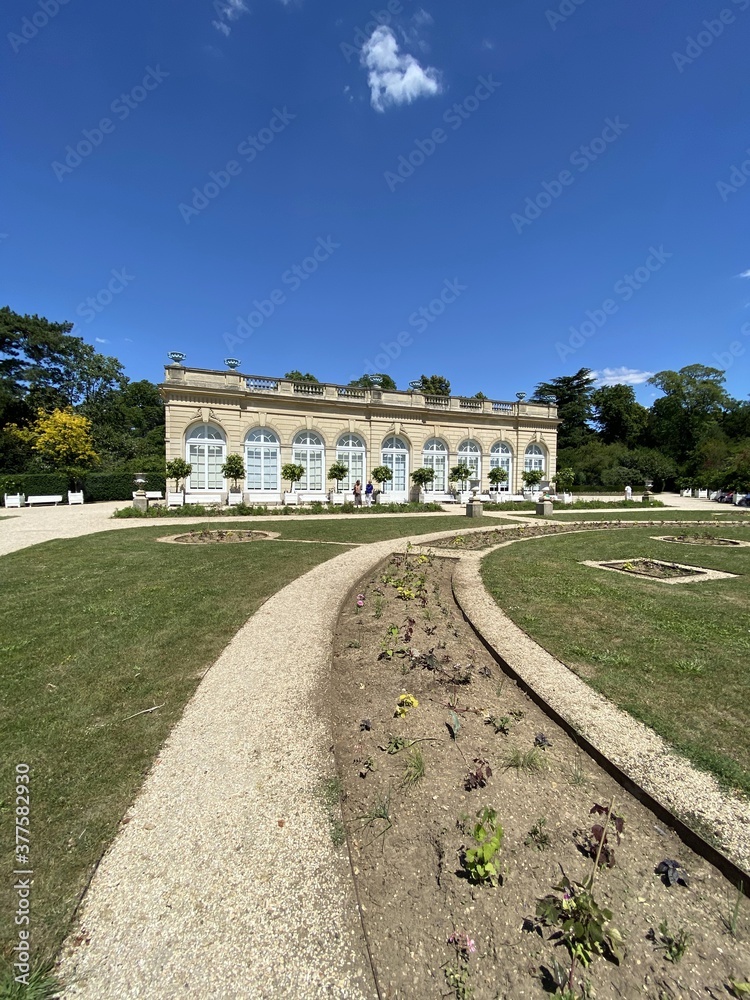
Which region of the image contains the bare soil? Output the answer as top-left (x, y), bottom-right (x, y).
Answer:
top-left (331, 549), bottom-right (749, 1000)
top-left (662, 534), bottom-right (742, 547)
top-left (601, 559), bottom-right (701, 580)
top-left (170, 528), bottom-right (272, 543)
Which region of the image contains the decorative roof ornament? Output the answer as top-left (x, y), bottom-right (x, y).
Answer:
top-left (167, 352), bottom-right (186, 365)
top-left (516, 391), bottom-right (527, 401)
top-left (224, 358), bottom-right (241, 370)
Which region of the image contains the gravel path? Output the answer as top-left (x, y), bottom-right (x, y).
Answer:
top-left (57, 539), bottom-right (405, 1000)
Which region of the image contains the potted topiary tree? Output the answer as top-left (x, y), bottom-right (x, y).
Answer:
top-left (166, 458), bottom-right (192, 506)
top-left (487, 466), bottom-right (508, 500)
top-left (282, 462), bottom-right (305, 505)
top-left (554, 467), bottom-right (575, 504)
top-left (449, 463), bottom-right (472, 497)
top-left (410, 466), bottom-right (435, 503)
top-left (370, 465), bottom-right (393, 504)
top-left (522, 468), bottom-right (544, 498)
top-left (327, 460), bottom-right (349, 503)
top-left (221, 453), bottom-right (245, 505)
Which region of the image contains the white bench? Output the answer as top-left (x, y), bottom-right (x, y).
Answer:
top-left (167, 492), bottom-right (185, 507)
top-left (27, 495), bottom-right (63, 506)
top-left (68, 491), bottom-right (84, 505)
top-left (285, 491), bottom-right (328, 505)
top-left (186, 494), bottom-right (223, 506)
top-left (4, 494), bottom-right (24, 508)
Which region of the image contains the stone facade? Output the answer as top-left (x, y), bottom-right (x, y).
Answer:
top-left (160, 365), bottom-right (560, 502)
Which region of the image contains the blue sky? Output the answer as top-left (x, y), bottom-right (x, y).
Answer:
top-left (3, 0), bottom-right (750, 402)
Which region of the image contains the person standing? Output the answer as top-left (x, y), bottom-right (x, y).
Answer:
top-left (625, 484), bottom-right (632, 501)
top-left (365, 480), bottom-right (374, 506)
top-left (353, 479), bottom-right (362, 506)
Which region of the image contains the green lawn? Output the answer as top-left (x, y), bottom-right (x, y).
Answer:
top-left (0, 514), bottom-right (474, 971)
top-left (481, 524), bottom-right (750, 796)
top-left (536, 508), bottom-right (750, 522)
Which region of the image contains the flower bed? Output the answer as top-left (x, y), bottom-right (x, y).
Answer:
top-left (331, 549), bottom-right (749, 999)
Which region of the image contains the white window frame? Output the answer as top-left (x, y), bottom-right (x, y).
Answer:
top-left (421, 438), bottom-right (448, 492)
top-left (524, 443), bottom-right (546, 473)
top-left (336, 433), bottom-right (366, 492)
top-left (292, 431), bottom-right (325, 491)
top-left (244, 428), bottom-right (280, 494)
top-left (381, 436), bottom-right (409, 496)
top-left (186, 424), bottom-right (226, 492)
top-left (458, 439), bottom-right (482, 484)
top-left (490, 442), bottom-right (513, 492)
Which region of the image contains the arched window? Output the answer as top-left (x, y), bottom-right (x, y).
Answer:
top-left (381, 436), bottom-right (409, 495)
top-left (490, 442), bottom-right (513, 492)
top-left (293, 431), bottom-right (325, 491)
top-left (245, 428), bottom-right (280, 493)
top-left (458, 439), bottom-right (481, 483)
top-left (186, 424), bottom-right (226, 491)
top-left (336, 433), bottom-right (366, 491)
top-left (422, 438), bottom-right (448, 492)
top-left (524, 443), bottom-right (546, 472)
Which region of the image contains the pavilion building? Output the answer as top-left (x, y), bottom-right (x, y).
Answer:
top-left (160, 364), bottom-right (560, 503)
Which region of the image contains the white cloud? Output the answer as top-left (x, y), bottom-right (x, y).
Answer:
top-left (95, 337), bottom-right (109, 344)
top-left (212, 0), bottom-right (248, 35)
top-left (360, 26), bottom-right (441, 112)
top-left (593, 366), bottom-right (654, 387)
top-left (738, 269), bottom-right (750, 278)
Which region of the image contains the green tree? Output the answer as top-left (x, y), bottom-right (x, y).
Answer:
top-left (414, 374), bottom-right (451, 396)
top-left (410, 467), bottom-right (436, 490)
top-left (472, 391), bottom-right (488, 400)
top-left (285, 370), bottom-right (319, 383)
top-left (370, 465), bottom-right (393, 499)
top-left (282, 463), bottom-right (305, 491)
top-left (221, 454), bottom-right (245, 490)
top-left (554, 467), bottom-right (575, 494)
top-left (531, 368), bottom-right (595, 449)
top-left (522, 468), bottom-right (544, 490)
top-left (488, 466), bottom-right (508, 489)
top-left (647, 365), bottom-right (730, 461)
top-left (348, 373), bottom-right (397, 391)
top-left (592, 384), bottom-right (648, 446)
top-left (327, 460), bottom-right (349, 491)
top-left (449, 463), bottom-right (472, 490)
top-left (166, 458), bottom-right (192, 496)
top-left (0, 307), bottom-right (126, 422)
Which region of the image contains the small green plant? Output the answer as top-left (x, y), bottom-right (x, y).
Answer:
top-left (486, 714), bottom-right (511, 735)
top-left (0, 962), bottom-right (62, 1000)
top-left (502, 746), bottom-right (543, 773)
top-left (319, 776), bottom-right (346, 847)
top-left (568, 750), bottom-right (587, 787)
top-left (327, 460), bottom-right (349, 492)
top-left (381, 735), bottom-right (409, 754)
top-left (651, 918), bottom-right (691, 963)
top-left (281, 462), bottom-right (305, 492)
top-left (401, 747), bottom-right (426, 787)
top-left (444, 931), bottom-right (477, 999)
top-left (536, 874), bottom-right (624, 978)
top-left (374, 596), bottom-right (384, 619)
top-left (357, 790), bottom-right (393, 848)
top-left (525, 817), bottom-right (551, 851)
top-left (721, 881), bottom-right (744, 937)
top-left (462, 807), bottom-right (504, 886)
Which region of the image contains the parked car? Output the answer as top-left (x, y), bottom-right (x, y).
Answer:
top-left (737, 493), bottom-right (750, 507)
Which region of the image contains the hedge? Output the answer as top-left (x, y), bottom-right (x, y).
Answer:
top-left (82, 472), bottom-right (167, 503)
top-left (0, 473), bottom-right (70, 502)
